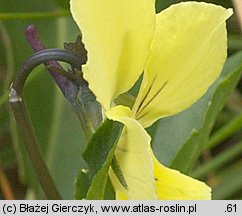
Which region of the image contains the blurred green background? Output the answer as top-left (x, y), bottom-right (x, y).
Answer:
top-left (0, 0), bottom-right (242, 200)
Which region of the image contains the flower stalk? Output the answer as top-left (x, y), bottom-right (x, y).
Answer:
top-left (9, 49), bottom-right (82, 199)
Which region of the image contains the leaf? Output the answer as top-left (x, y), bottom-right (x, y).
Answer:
top-left (151, 51), bottom-right (242, 173)
top-left (171, 52), bottom-right (242, 172)
top-left (75, 119), bottom-right (123, 200)
top-left (45, 96), bottom-right (87, 199)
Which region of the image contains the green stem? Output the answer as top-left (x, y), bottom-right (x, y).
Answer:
top-left (9, 95), bottom-right (62, 200)
top-left (0, 92), bottom-right (9, 107)
top-left (192, 141), bottom-right (242, 178)
top-left (0, 11), bottom-right (70, 20)
top-left (9, 49), bottom-right (82, 199)
top-left (9, 111), bottom-right (26, 184)
top-left (206, 112), bottom-right (242, 149)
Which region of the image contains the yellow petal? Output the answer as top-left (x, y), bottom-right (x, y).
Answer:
top-left (153, 154), bottom-right (211, 200)
top-left (116, 191), bottom-right (128, 200)
top-left (106, 106), bottom-right (157, 199)
top-left (133, 2), bottom-right (233, 128)
top-left (70, 0), bottom-right (156, 110)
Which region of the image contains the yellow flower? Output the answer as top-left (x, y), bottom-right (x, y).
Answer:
top-left (70, 0), bottom-right (232, 199)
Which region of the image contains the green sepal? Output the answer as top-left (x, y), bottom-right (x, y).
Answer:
top-left (75, 169), bottom-right (89, 200)
top-left (75, 119), bottom-right (123, 200)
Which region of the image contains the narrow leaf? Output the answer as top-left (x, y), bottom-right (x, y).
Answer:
top-left (75, 119), bottom-right (123, 200)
